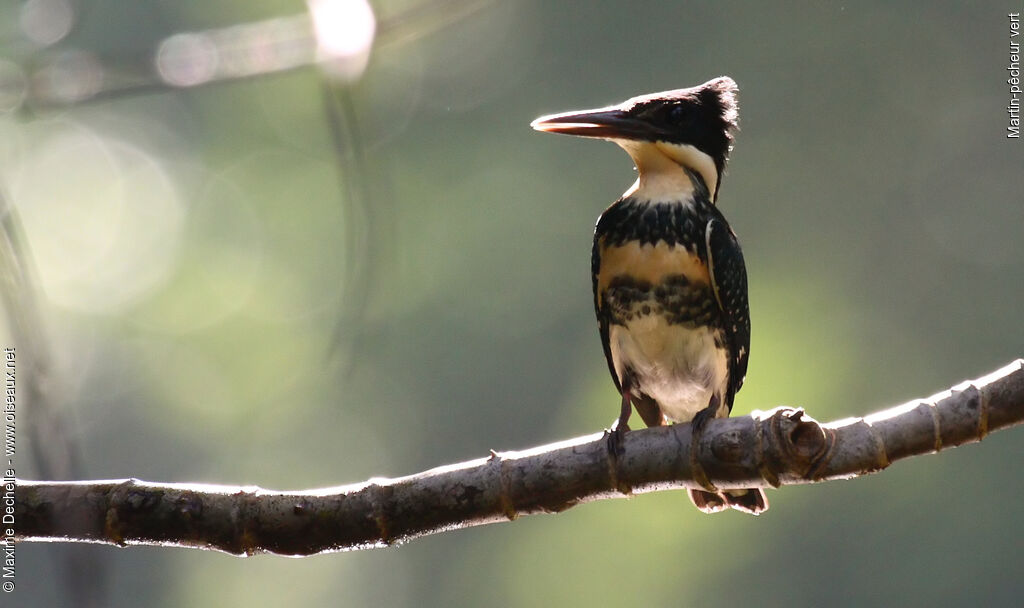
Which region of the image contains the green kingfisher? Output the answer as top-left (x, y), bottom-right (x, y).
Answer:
top-left (531, 77), bottom-right (766, 514)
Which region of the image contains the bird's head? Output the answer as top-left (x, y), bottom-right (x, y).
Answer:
top-left (531, 77), bottom-right (739, 201)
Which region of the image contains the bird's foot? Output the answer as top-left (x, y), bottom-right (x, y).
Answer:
top-left (689, 403), bottom-right (719, 493)
top-left (606, 387), bottom-right (634, 457)
top-left (606, 418), bottom-right (630, 457)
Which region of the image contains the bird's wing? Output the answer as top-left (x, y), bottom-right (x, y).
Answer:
top-left (591, 231), bottom-right (621, 394)
top-left (705, 217), bottom-right (751, 410)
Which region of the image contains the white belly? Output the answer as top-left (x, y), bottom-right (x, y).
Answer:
top-left (609, 316), bottom-right (728, 423)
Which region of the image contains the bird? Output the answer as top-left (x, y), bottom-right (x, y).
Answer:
top-left (530, 76), bottom-right (766, 514)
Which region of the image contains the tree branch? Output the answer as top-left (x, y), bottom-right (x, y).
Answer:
top-left (13, 359), bottom-right (1023, 556)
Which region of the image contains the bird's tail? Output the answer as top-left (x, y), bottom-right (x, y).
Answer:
top-left (688, 488), bottom-right (768, 515)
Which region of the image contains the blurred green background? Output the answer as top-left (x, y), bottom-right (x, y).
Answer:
top-left (3, 0), bottom-right (1023, 606)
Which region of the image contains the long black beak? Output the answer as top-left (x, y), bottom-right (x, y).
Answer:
top-left (530, 106), bottom-right (655, 141)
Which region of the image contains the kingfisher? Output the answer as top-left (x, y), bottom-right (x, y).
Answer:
top-left (531, 77), bottom-right (766, 514)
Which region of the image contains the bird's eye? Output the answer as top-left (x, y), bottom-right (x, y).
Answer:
top-left (669, 106), bottom-right (689, 124)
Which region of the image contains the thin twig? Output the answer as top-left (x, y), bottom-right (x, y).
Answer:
top-left (321, 81), bottom-right (373, 364)
top-left (0, 191), bottom-right (109, 606)
top-left (13, 0), bottom-right (494, 111)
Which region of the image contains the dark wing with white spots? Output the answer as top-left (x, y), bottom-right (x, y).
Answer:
top-left (706, 216), bottom-right (750, 410)
top-left (592, 219), bottom-right (620, 394)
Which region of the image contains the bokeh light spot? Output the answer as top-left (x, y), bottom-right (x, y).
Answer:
top-left (157, 33), bottom-right (219, 87)
top-left (34, 49), bottom-right (103, 103)
top-left (12, 121), bottom-right (185, 314)
top-left (19, 0), bottom-right (74, 47)
top-left (308, 0), bottom-right (376, 80)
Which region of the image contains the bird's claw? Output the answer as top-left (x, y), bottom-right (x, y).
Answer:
top-left (606, 420), bottom-right (629, 457)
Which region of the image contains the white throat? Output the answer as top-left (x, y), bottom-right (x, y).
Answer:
top-left (614, 140), bottom-right (718, 204)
